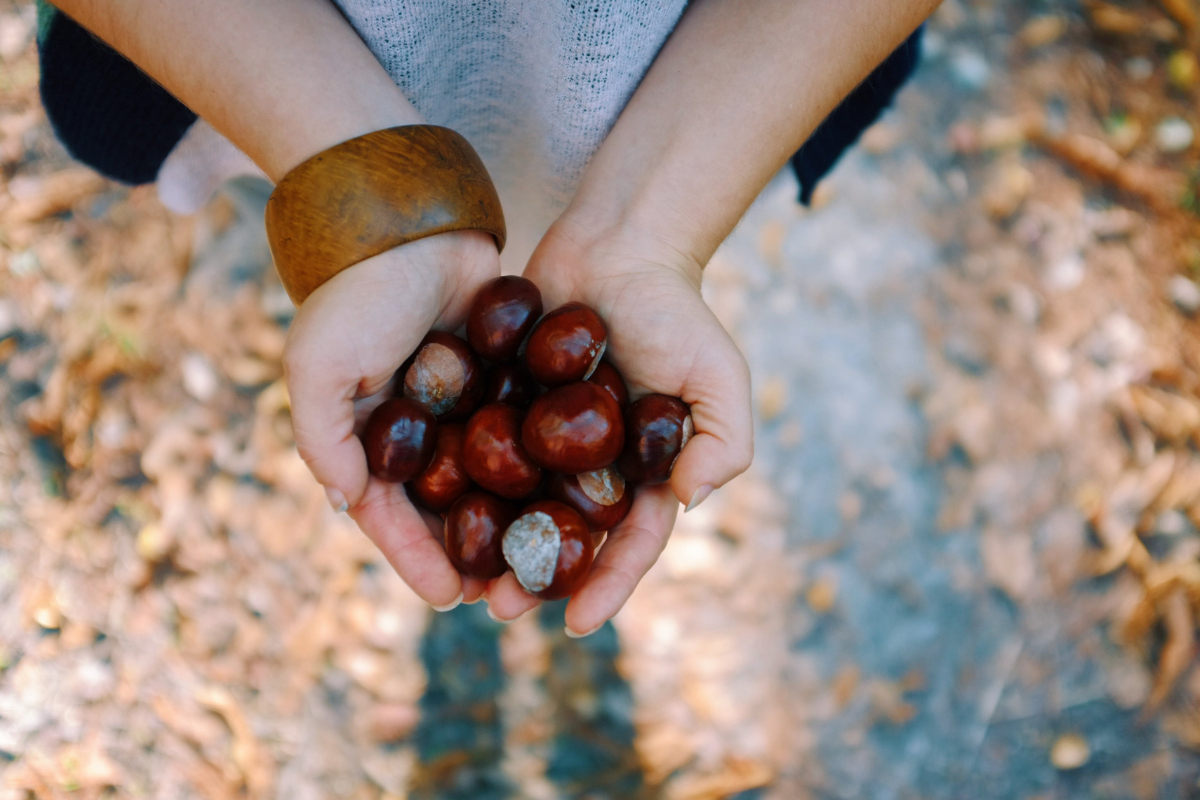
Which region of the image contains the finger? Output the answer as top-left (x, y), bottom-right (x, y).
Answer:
top-left (351, 478), bottom-right (463, 609)
top-left (415, 505), bottom-right (446, 548)
top-left (285, 319), bottom-right (373, 511)
top-left (670, 334), bottom-right (753, 510)
top-left (415, 488), bottom-right (486, 605)
top-left (563, 483), bottom-right (679, 636)
top-left (484, 572), bottom-right (542, 622)
top-left (351, 381), bottom-right (399, 435)
top-left (462, 577), bottom-right (489, 604)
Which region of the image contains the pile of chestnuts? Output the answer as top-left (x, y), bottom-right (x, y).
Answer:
top-left (361, 276), bottom-right (694, 601)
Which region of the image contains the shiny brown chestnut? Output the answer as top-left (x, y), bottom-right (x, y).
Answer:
top-left (546, 466), bottom-right (633, 531)
top-left (617, 395), bottom-right (693, 484)
top-left (463, 403), bottom-right (543, 499)
top-left (466, 276), bottom-right (544, 362)
top-left (484, 362), bottom-right (540, 410)
top-left (400, 331), bottom-right (484, 421)
top-left (408, 423), bottom-right (471, 512)
top-left (363, 398), bottom-right (438, 483)
top-left (522, 381), bottom-right (624, 473)
top-left (522, 301), bottom-right (607, 387)
top-left (587, 360), bottom-right (629, 409)
top-left (502, 500), bottom-right (593, 600)
top-left (444, 492), bottom-right (518, 580)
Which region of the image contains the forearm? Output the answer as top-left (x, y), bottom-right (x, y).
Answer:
top-left (566, 0), bottom-right (938, 269)
top-left (51, 0), bottom-right (421, 181)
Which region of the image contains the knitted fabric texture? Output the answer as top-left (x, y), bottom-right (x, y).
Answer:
top-left (334, 0), bottom-right (686, 212)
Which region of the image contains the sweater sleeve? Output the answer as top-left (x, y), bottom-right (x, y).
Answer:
top-left (791, 25), bottom-right (924, 205)
top-left (35, 1), bottom-right (196, 185)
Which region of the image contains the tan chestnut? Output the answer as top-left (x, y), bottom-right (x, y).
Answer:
top-left (400, 331), bottom-right (484, 421)
top-left (502, 500), bottom-right (593, 600)
top-left (617, 394), bottom-right (693, 484)
top-left (522, 381), bottom-right (624, 473)
top-left (521, 301), bottom-right (607, 386)
top-left (546, 466), bottom-right (633, 531)
top-left (463, 403), bottom-right (543, 499)
top-left (466, 275), bottom-right (544, 361)
top-left (445, 492), bottom-right (517, 580)
top-left (408, 423), bottom-right (471, 512)
top-left (363, 398), bottom-right (438, 483)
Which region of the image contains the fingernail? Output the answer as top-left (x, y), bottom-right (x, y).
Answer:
top-left (325, 487), bottom-right (349, 515)
top-left (431, 592), bottom-right (463, 612)
top-left (486, 604), bottom-right (513, 624)
top-left (565, 623), bottom-right (603, 639)
top-left (685, 484), bottom-right (713, 513)
top-left (464, 593), bottom-right (485, 605)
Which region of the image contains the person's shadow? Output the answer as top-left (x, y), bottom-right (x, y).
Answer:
top-left (407, 601), bottom-right (651, 800)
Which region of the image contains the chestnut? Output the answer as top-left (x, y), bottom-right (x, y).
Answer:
top-left (363, 398), bottom-right (438, 483)
top-left (522, 302), bottom-right (607, 387)
top-left (502, 500), bottom-right (593, 600)
top-left (466, 276), bottom-right (544, 362)
top-left (463, 403), bottom-right (543, 499)
top-left (522, 381), bottom-right (624, 473)
top-left (483, 362), bottom-right (540, 410)
top-left (445, 492), bottom-right (518, 580)
top-left (408, 423), bottom-right (471, 512)
top-left (617, 395), bottom-right (693, 484)
top-left (400, 331), bottom-right (484, 421)
top-left (546, 466), bottom-right (633, 531)
top-left (587, 360), bottom-right (629, 409)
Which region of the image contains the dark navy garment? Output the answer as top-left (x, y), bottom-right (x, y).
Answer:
top-left (35, 3), bottom-right (921, 203)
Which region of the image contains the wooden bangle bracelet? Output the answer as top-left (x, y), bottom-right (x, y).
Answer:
top-left (264, 125), bottom-right (506, 305)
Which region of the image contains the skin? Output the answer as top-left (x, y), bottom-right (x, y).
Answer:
top-left (52, 0), bottom-right (939, 630)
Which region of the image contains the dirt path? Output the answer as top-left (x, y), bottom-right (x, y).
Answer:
top-left (4, 1), bottom-right (1200, 798)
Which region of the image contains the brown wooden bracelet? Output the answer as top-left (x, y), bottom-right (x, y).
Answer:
top-left (264, 125), bottom-right (506, 305)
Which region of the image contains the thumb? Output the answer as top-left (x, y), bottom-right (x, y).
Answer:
top-left (668, 333), bottom-right (753, 510)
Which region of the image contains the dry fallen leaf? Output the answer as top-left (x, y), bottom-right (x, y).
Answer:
top-left (1146, 588), bottom-right (1196, 712)
top-left (1088, 2), bottom-right (1146, 35)
top-left (757, 375), bottom-right (788, 421)
top-left (636, 720), bottom-right (697, 786)
top-left (196, 686), bottom-right (275, 798)
top-left (806, 576), bottom-right (838, 613)
top-left (982, 528), bottom-right (1036, 602)
top-left (1160, 0), bottom-right (1197, 29)
top-left (1020, 15), bottom-right (1069, 47)
top-left (1051, 733), bottom-right (1090, 770)
top-left (665, 756), bottom-right (773, 800)
top-left (2, 168), bottom-right (107, 223)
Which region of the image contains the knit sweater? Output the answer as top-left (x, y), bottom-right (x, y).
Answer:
top-left (35, 2), bottom-right (921, 220)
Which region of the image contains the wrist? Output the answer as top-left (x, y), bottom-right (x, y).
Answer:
top-left (301, 230), bottom-right (500, 348)
top-left (266, 102), bottom-right (424, 182)
top-left (550, 199), bottom-right (705, 289)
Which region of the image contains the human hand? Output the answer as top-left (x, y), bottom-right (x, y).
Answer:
top-left (483, 217), bottom-right (753, 633)
top-left (283, 230), bottom-right (500, 609)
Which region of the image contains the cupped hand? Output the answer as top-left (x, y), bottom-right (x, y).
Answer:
top-left (484, 217), bottom-right (753, 633)
top-left (283, 230), bottom-right (500, 609)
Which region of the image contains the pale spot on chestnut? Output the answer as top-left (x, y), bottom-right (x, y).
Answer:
top-left (545, 467), bottom-right (633, 532)
top-left (577, 467), bottom-right (625, 506)
top-left (501, 500), bottom-right (593, 599)
top-left (502, 510), bottom-right (560, 593)
top-left (404, 343), bottom-right (465, 416)
top-left (400, 332), bottom-right (484, 421)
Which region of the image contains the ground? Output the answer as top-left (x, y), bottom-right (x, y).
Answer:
top-left (4, 1), bottom-right (1200, 798)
